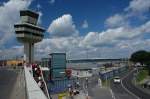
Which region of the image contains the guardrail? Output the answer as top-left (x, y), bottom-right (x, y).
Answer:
top-left (24, 66), bottom-right (48, 99)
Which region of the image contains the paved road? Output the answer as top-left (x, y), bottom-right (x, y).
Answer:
top-left (111, 69), bottom-right (150, 99)
top-left (111, 81), bottom-right (136, 99)
top-left (122, 69), bottom-right (150, 99)
top-left (0, 68), bottom-right (18, 99)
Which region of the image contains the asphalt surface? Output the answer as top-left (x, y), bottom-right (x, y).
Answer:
top-left (111, 80), bottom-right (137, 99)
top-left (0, 68), bottom-right (18, 99)
top-left (88, 85), bottom-right (113, 99)
top-left (122, 69), bottom-right (150, 99)
top-left (78, 75), bottom-right (113, 99)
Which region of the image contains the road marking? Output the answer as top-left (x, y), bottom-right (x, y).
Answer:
top-left (110, 89), bottom-right (116, 99)
top-left (121, 69), bottom-right (140, 99)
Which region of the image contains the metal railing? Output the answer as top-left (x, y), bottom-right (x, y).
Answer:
top-left (39, 66), bottom-right (50, 99)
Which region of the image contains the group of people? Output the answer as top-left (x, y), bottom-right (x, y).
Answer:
top-left (32, 64), bottom-right (45, 90)
top-left (68, 81), bottom-right (80, 98)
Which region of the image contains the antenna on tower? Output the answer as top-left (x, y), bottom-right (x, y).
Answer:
top-left (37, 3), bottom-right (41, 12)
top-left (36, 0), bottom-right (41, 12)
top-left (35, 0), bottom-right (41, 25)
top-left (21, 0), bottom-right (27, 10)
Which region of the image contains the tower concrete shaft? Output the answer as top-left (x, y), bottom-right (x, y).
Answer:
top-left (24, 43), bottom-right (34, 63)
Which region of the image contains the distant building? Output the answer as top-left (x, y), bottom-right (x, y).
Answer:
top-left (0, 60), bottom-right (7, 66)
top-left (0, 59), bottom-right (23, 67)
top-left (49, 53), bottom-right (66, 79)
top-left (41, 58), bottom-right (49, 67)
top-left (7, 59), bottom-right (23, 66)
top-left (71, 68), bottom-right (92, 78)
top-left (46, 53), bottom-right (75, 94)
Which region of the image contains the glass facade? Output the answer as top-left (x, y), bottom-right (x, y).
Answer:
top-left (52, 69), bottom-right (66, 78)
top-left (51, 54), bottom-right (66, 69)
top-left (50, 53), bottom-right (66, 79)
top-left (21, 16), bottom-right (37, 25)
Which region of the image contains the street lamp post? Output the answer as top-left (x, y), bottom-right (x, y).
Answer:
top-left (106, 74), bottom-right (108, 87)
top-left (86, 48), bottom-right (88, 59)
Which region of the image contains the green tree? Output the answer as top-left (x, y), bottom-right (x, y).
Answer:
top-left (130, 50), bottom-right (150, 75)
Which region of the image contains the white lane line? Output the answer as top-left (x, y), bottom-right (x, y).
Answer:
top-left (110, 89), bottom-right (116, 99)
top-left (121, 70), bottom-right (140, 99)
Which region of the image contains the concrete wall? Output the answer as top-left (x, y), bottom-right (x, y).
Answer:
top-left (9, 69), bottom-right (26, 99)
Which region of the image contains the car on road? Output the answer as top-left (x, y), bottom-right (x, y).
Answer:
top-left (113, 76), bottom-right (121, 83)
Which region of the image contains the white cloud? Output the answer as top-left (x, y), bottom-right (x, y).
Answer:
top-left (125, 0), bottom-right (150, 15)
top-left (82, 20), bottom-right (88, 29)
top-left (80, 32), bottom-right (100, 47)
top-left (28, 28), bottom-right (150, 59)
top-left (36, 19), bottom-right (150, 59)
top-left (49, 0), bottom-right (55, 4)
top-left (36, 37), bottom-right (80, 52)
top-left (140, 21), bottom-right (150, 33)
top-left (117, 39), bottom-right (150, 55)
top-left (1, 0), bottom-right (150, 59)
top-left (35, 36), bottom-right (82, 59)
top-left (81, 20), bottom-right (150, 48)
top-left (0, 0), bottom-right (32, 47)
top-left (47, 14), bottom-right (78, 37)
top-left (0, 45), bottom-right (23, 60)
top-left (37, 0), bottom-right (150, 59)
top-left (105, 0), bottom-right (150, 28)
top-left (100, 0), bottom-right (150, 58)
top-left (105, 14), bottom-right (128, 28)
top-left (81, 28), bottom-right (124, 47)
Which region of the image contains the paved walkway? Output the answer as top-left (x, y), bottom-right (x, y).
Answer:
top-left (74, 92), bottom-right (88, 99)
top-left (10, 69), bottom-right (26, 99)
top-left (51, 92), bottom-right (87, 99)
top-left (88, 86), bottom-right (113, 99)
top-left (0, 68), bottom-right (20, 99)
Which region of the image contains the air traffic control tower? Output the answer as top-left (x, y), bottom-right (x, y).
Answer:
top-left (14, 10), bottom-right (45, 63)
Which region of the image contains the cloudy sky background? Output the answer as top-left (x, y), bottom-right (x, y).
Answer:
top-left (0, 0), bottom-right (150, 60)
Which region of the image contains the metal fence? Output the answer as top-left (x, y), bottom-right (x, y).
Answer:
top-left (99, 65), bottom-right (128, 80)
top-left (48, 78), bottom-right (75, 94)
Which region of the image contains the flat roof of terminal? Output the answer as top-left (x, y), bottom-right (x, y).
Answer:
top-left (67, 62), bottom-right (102, 70)
top-left (49, 53), bottom-right (66, 55)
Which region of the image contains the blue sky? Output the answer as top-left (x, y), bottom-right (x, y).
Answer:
top-left (30, 0), bottom-right (130, 36)
top-left (0, 0), bottom-right (150, 60)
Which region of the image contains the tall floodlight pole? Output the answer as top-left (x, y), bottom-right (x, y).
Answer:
top-left (14, 10), bottom-right (45, 64)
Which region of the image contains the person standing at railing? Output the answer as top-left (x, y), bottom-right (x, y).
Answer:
top-left (36, 67), bottom-right (41, 77)
top-left (32, 64), bottom-right (37, 77)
